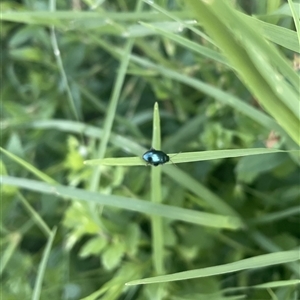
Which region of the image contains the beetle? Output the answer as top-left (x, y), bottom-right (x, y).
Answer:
top-left (142, 148), bottom-right (170, 166)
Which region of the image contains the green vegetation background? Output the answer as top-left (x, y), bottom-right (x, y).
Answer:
top-left (1, 0), bottom-right (300, 299)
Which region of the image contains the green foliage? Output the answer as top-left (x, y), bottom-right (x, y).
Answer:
top-left (1, 0), bottom-right (299, 300)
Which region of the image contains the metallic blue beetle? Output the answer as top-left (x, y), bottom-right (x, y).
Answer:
top-left (142, 148), bottom-right (170, 166)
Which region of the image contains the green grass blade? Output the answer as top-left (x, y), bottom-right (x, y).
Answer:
top-left (17, 193), bottom-right (52, 237)
top-left (269, 2), bottom-right (300, 17)
top-left (126, 250), bottom-right (300, 285)
top-left (89, 38), bottom-right (135, 192)
top-left (138, 21), bottom-right (230, 67)
top-left (32, 227), bottom-right (57, 300)
top-left (249, 279), bottom-right (300, 289)
top-left (84, 148), bottom-right (293, 166)
top-left (250, 230), bottom-right (300, 276)
top-left (1, 176), bottom-right (242, 230)
top-left (246, 15), bottom-right (299, 53)
top-left (0, 233), bottom-right (21, 276)
top-left (0, 10), bottom-right (190, 26)
top-left (288, 0), bottom-right (300, 42)
top-left (50, 28), bottom-right (80, 122)
top-left (143, 0), bottom-right (215, 45)
top-left (0, 147), bottom-right (57, 184)
top-left (223, 279), bottom-right (300, 293)
top-left (151, 102), bottom-right (164, 275)
top-left (249, 205), bottom-right (300, 225)
top-left (49, 0), bottom-right (80, 123)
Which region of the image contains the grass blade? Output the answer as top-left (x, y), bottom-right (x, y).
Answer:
top-left (32, 228), bottom-right (57, 300)
top-left (151, 103), bottom-right (164, 275)
top-left (126, 250), bottom-right (300, 285)
top-left (84, 148), bottom-right (293, 166)
top-left (0, 147), bottom-right (57, 184)
top-left (1, 176), bottom-right (242, 230)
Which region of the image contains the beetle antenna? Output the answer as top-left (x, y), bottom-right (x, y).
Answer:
top-left (168, 152), bottom-right (181, 167)
top-left (170, 152), bottom-right (181, 159)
